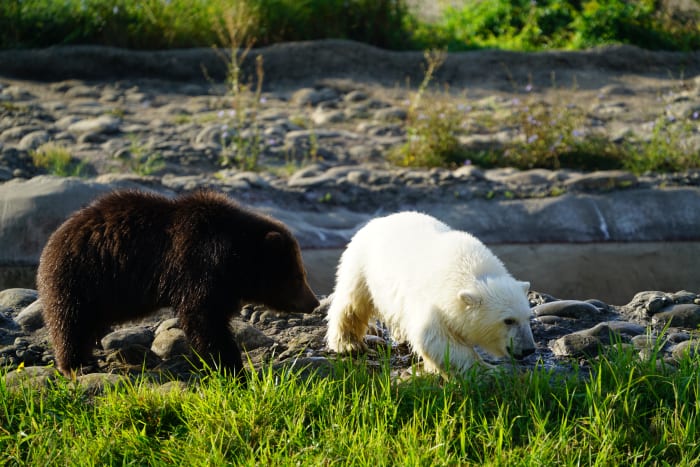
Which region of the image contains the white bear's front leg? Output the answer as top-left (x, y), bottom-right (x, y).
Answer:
top-left (413, 326), bottom-right (493, 377)
top-left (325, 288), bottom-right (373, 354)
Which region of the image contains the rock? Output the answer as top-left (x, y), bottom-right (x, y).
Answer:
top-left (563, 171), bottom-right (637, 191)
top-left (671, 340), bottom-right (700, 361)
top-left (67, 115), bottom-right (121, 134)
top-left (579, 321), bottom-right (645, 342)
top-left (0, 177), bottom-right (114, 266)
top-left (231, 320), bottom-right (276, 350)
top-left (155, 317), bottom-right (179, 335)
top-left (291, 88), bottom-right (338, 106)
top-left (14, 300), bottom-right (44, 331)
top-left (106, 344), bottom-right (160, 367)
top-left (0, 288), bottom-right (39, 314)
top-left (652, 304), bottom-right (700, 328)
top-left (4, 365), bottom-right (60, 391)
top-left (18, 130), bottom-right (50, 151)
top-left (76, 373), bottom-right (128, 395)
top-left (533, 300), bottom-right (604, 319)
top-left (101, 328), bottom-right (155, 351)
top-left (550, 333), bottom-right (601, 358)
top-left (151, 328), bottom-right (189, 360)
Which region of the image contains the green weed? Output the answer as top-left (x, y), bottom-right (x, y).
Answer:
top-left (117, 136), bottom-right (165, 176)
top-left (30, 142), bottom-right (88, 177)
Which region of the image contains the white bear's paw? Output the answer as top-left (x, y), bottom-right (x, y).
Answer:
top-left (327, 337), bottom-right (368, 354)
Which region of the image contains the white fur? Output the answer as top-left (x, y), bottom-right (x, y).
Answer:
top-left (325, 211), bottom-right (535, 376)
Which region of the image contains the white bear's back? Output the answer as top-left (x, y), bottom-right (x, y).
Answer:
top-left (346, 212), bottom-right (508, 313)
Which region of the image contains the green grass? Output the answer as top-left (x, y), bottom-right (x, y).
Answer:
top-left (1, 0), bottom-right (698, 51)
top-left (2, 346), bottom-right (700, 465)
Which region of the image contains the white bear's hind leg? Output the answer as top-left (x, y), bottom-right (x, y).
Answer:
top-left (326, 274), bottom-right (375, 354)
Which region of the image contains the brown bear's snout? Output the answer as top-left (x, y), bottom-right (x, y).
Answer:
top-left (295, 285), bottom-right (321, 313)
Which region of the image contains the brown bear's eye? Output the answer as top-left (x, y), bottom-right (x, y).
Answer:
top-left (503, 318), bottom-right (516, 326)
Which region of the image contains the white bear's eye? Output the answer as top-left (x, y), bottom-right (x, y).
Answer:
top-left (503, 318), bottom-right (516, 326)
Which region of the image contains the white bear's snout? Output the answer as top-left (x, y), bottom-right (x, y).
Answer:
top-left (506, 323), bottom-right (536, 359)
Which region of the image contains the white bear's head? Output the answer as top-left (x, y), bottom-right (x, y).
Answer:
top-left (453, 275), bottom-right (536, 359)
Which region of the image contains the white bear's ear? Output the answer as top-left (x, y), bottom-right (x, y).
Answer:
top-left (458, 289), bottom-right (480, 308)
top-left (518, 281), bottom-right (530, 294)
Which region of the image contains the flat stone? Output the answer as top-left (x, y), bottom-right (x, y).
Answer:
top-left (532, 300), bottom-right (603, 319)
top-left (652, 304), bottom-right (700, 328)
top-left (67, 115), bottom-right (121, 134)
top-left (563, 171), bottom-right (637, 191)
top-left (578, 321), bottom-right (645, 342)
top-left (101, 327), bottom-right (154, 351)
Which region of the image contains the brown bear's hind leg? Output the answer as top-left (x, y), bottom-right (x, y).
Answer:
top-left (177, 306), bottom-right (245, 381)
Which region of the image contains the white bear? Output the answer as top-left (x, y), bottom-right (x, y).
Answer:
top-left (325, 211), bottom-right (536, 376)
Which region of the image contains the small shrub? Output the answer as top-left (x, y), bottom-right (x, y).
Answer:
top-left (31, 142), bottom-right (88, 177)
top-left (389, 50), bottom-right (470, 168)
top-left (115, 136), bottom-right (165, 176)
top-left (624, 115), bottom-right (700, 173)
top-left (496, 98), bottom-right (627, 170)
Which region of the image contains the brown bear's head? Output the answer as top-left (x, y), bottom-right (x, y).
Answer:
top-left (248, 230), bottom-right (320, 314)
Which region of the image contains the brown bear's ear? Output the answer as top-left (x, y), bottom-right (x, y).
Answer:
top-left (264, 231), bottom-right (285, 249)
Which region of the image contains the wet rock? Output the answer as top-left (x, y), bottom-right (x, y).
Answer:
top-left (580, 321), bottom-right (645, 343)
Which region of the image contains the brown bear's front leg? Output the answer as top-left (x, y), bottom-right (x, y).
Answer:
top-left (44, 303), bottom-right (101, 377)
top-left (176, 306), bottom-right (246, 381)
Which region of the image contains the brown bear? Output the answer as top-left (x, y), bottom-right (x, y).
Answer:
top-left (37, 189), bottom-right (320, 378)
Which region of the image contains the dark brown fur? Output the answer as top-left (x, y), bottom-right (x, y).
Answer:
top-left (37, 190), bottom-right (319, 378)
